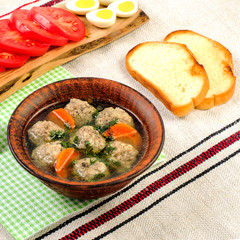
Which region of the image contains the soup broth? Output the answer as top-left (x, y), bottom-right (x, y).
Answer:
top-left (25, 98), bottom-right (146, 182)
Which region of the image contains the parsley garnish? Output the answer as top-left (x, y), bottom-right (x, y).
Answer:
top-left (92, 110), bottom-right (99, 119)
top-left (101, 144), bottom-right (115, 158)
top-left (73, 136), bottom-right (79, 148)
top-left (89, 173), bottom-right (105, 181)
top-left (68, 160), bottom-right (78, 167)
top-left (84, 141), bottom-right (95, 156)
top-left (111, 161), bottom-right (121, 167)
top-left (90, 158), bottom-right (97, 165)
top-left (64, 122), bottom-right (71, 130)
top-left (94, 118), bottom-right (118, 134)
top-left (60, 140), bottom-right (72, 148)
top-left (50, 130), bottom-right (65, 140)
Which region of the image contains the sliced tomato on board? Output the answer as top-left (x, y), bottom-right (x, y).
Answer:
top-left (0, 49), bottom-right (29, 68)
top-left (28, 7), bottom-right (85, 42)
top-left (10, 9), bottom-right (68, 46)
top-left (0, 66), bottom-right (6, 72)
top-left (0, 19), bottom-right (11, 31)
top-left (0, 19), bottom-right (49, 56)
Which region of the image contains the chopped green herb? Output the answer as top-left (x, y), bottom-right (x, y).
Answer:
top-left (73, 136), bottom-right (79, 147)
top-left (92, 109), bottom-right (99, 119)
top-left (85, 140), bottom-right (91, 149)
top-left (50, 130), bottom-right (65, 140)
top-left (105, 136), bottom-right (114, 142)
top-left (102, 144), bottom-right (115, 157)
top-left (111, 161), bottom-right (121, 167)
top-left (90, 158), bottom-right (97, 165)
top-left (60, 140), bottom-right (72, 148)
top-left (89, 173), bottom-right (105, 181)
top-left (64, 122), bottom-right (71, 130)
top-left (94, 118), bottom-right (118, 134)
top-left (83, 141), bottom-right (96, 157)
top-left (68, 160), bottom-right (78, 167)
top-left (81, 121), bottom-right (92, 127)
top-left (99, 158), bottom-right (110, 167)
top-left (81, 141), bottom-right (116, 167)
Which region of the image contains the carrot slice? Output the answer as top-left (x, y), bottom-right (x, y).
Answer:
top-left (47, 108), bottom-right (75, 129)
top-left (55, 148), bottom-right (80, 178)
top-left (103, 123), bottom-right (142, 150)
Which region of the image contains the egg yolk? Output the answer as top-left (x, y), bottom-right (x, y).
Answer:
top-left (96, 9), bottom-right (113, 19)
top-left (75, 0), bottom-right (96, 8)
top-left (118, 1), bottom-right (134, 12)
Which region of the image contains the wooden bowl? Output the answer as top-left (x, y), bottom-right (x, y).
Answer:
top-left (7, 78), bottom-right (164, 199)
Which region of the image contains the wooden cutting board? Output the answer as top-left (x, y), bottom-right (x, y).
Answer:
top-left (0, 4), bottom-right (149, 102)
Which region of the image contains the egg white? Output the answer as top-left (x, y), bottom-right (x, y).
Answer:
top-left (108, 0), bottom-right (138, 18)
top-left (65, 0), bottom-right (100, 15)
top-left (86, 8), bottom-right (116, 28)
top-left (99, 0), bottom-right (118, 6)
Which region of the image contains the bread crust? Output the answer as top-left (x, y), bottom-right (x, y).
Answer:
top-left (125, 42), bottom-right (209, 117)
top-left (165, 30), bottom-right (236, 110)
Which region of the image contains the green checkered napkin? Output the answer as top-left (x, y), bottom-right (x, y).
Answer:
top-left (0, 66), bottom-right (166, 240)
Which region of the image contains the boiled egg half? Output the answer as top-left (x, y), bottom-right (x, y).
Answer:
top-left (99, 0), bottom-right (118, 6)
top-left (65, 0), bottom-right (99, 15)
top-left (86, 8), bottom-right (116, 28)
top-left (108, 0), bottom-right (138, 18)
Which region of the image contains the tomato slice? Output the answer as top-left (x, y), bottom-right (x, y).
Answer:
top-left (0, 19), bottom-right (11, 31)
top-left (28, 7), bottom-right (85, 42)
top-left (0, 66), bottom-right (6, 72)
top-left (0, 19), bottom-right (49, 56)
top-left (10, 9), bottom-right (68, 46)
top-left (0, 49), bottom-right (29, 68)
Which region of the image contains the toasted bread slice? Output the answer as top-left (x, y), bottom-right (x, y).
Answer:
top-left (165, 30), bottom-right (236, 109)
top-left (125, 42), bottom-right (209, 117)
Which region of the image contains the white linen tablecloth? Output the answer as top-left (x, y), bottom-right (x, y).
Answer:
top-left (0, 0), bottom-right (240, 239)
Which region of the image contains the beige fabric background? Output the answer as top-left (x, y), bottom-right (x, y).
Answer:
top-left (1, 0), bottom-right (240, 239)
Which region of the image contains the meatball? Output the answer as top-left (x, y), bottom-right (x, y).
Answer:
top-left (95, 107), bottom-right (134, 127)
top-left (72, 158), bottom-right (109, 181)
top-left (28, 120), bottom-right (64, 146)
top-left (70, 126), bottom-right (106, 152)
top-left (31, 141), bottom-right (63, 170)
top-left (64, 98), bottom-right (96, 127)
top-left (109, 141), bottom-right (138, 169)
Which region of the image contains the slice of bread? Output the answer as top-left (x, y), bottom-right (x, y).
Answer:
top-left (165, 30), bottom-right (236, 109)
top-left (125, 41), bottom-right (209, 117)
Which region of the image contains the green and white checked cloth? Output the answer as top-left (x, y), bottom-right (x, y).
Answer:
top-left (0, 66), bottom-right (166, 240)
